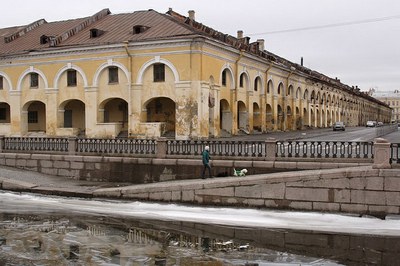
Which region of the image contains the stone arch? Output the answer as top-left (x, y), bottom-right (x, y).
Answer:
top-left (265, 104), bottom-right (273, 130)
top-left (303, 107), bottom-right (309, 127)
top-left (296, 87), bottom-right (301, 99)
top-left (238, 70), bottom-right (250, 90)
top-left (220, 64), bottom-right (235, 89)
top-left (287, 85), bottom-right (294, 96)
top-left (286, 105), bottom-right (293, 130)
top-left (310, 90), bottom-right (316, 104)
top-left (22, 100), bottom-right (46, 133)
top-left (136, 56), bottom-right (179, 84)
top-left (17, 67), bottom-right (49, 91)
top-left (254, 76), bottom-right (263, 93)
top-left (144, 97), bottom-right (176, 135)
top-left (98, 98), bottom-right (129, 135)
top-left (0, 72), bottom-right (13, 91)
top-left (254, 75), bottom-right (264, 94)
top-left (277, 104), bottom-right (284, 130)
top-left (0, 102), bottom-right (11, 123)
top-left (94, 60), bottom-right (130, 86)
top-left (58, 99), bottom-right (86, 133)
top-left (54, 63), bottom-right (88, 89)
top-left (220, 99), bottom-right (232, 133)
top-left (253, 102), bottom-right (261, 131)
top-left (277, 82), bottom-right (284, 96)
top-left (267, 79), bottom-right (274, 95)
top-left (303, 89), bottom-right (309, 100)
top-left (237, 100), bottom-right (247, 130)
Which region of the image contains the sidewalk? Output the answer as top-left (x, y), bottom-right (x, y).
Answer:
top-left (0, 165), bottom-right (128, 197)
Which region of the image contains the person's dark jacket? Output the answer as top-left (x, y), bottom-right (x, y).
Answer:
top-left (202, 150), bottom-right (210, 165)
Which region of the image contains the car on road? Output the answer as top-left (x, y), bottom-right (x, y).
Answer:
top-left (377, 121), bottom-right (384, 127)
top-left (366, 121), bottom-right (376, 127)
top-left (333, 121), bottom-right (345, 131)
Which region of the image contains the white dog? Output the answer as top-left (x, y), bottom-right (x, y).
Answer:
top-left (233, 168), bottom-right (248, 177)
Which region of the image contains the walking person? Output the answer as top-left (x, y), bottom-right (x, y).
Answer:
top-left (201, 146), bottom-right (212, 179)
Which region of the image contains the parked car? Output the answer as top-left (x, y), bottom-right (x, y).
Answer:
top-left (333, 121), bottom-right (345, 131)
top-left (366, 121), bottom-right (377, 127)
top-left (377, 121), bottom-right (384, 127)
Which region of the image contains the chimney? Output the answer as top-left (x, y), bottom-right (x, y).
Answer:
top-left (237, 30), bottom-right (243, 39)
top-left (301, 57), bottom-right (303, 66)
top-left (257, 39), bottom-right (265, 51)
top-left (188, 10), bottom-right (195, 20)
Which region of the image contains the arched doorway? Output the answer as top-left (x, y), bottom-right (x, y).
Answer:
top-left (220, 99), bottom-right (232, 134)
top-left (99, 98), bottom-right (128, 137)
top-left (23, 101), bottom-right (46, 134)
top-left (303, 107), bottom-right (309, 127)
top-left (286, 106), bottom-right (292, 130)
top-left (253, 102), bottom-right (261, 132)
top-left (277, 104), bottom-right (283, 130)
top-left (59, 99), bottom-right (85, 136)
top-left (145, 97), bottom-right (176, 137)
top-left (237, 101), bottom-right (247, 132)
top-left (0, 103), bottom-right (11, 123)
top-left (266, 104), bottom-right (273, 130)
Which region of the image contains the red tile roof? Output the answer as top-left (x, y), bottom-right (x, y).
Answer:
top-left (0, 9), bottom-right (198, 56)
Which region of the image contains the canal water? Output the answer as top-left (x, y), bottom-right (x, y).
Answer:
top-left (0, 191), bottom-right (399, 265)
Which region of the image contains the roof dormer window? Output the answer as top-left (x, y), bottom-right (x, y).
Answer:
top-left (40, 35), bottom-right (48, 45)
top-left (133, 25), bottom-right (149, 34)
top-left (90, 28), bottom-right (104, 38)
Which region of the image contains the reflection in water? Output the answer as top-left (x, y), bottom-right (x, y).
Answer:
top-left (0, 213), bottom-right (343, 266)
top-left (0, 191), bottom-right (399, 265)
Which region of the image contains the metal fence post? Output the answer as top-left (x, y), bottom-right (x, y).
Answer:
top-left (372, 138), bottom-right (391, 169)
top-left (265, 138), bottom-right (276, 160)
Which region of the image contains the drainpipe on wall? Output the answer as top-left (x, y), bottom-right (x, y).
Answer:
top-left (265, 63), bottom-right (273, 131)
top-left (234, 50), bottom-right (244, 134)
top-left (124, 41), bottom-right (133, 136)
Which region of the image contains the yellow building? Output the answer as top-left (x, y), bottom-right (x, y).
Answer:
top-left (369, 89), bottom-right (400, 123)
top-left (0, 8), bottom-right (391, 140)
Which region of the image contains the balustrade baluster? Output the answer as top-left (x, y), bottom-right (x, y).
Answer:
top-left (324, 142), bottom-right (330, 158)
top-left (294, 142), bottom-right (300, 157)
top-left (316, 142), bottom-right (322, 158)
top-left (340, 142), bottom-right (346, 158)
top-left (287, 141), bottom-right (292, 157)
top-left (347, 142), bottom-right (353, 158)
top-left (302, 142), bottom-right (307, 158)
top-left (310, 142), bottom-right (315, 158)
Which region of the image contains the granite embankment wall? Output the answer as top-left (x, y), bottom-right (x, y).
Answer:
top-left (0, 152), bottom-right (370, 183)
top-left (94, 166), bottom-right (400, 217)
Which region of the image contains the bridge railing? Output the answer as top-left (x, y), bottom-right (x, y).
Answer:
top-left (275, 141), bottom-right (374, 159)
top-left (166, 140), bottom-right (266, 157)
top-left (3, 137), bottom-right (69, 152)
top-left (0, 136), bottom-right (398, 164)
top-left (76, 138), bottom-right (156, 155)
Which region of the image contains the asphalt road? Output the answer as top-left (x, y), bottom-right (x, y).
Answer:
top-left (229, 126), bottom-right (400, 142)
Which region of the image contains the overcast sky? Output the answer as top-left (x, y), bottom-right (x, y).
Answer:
top-left (1, 0), bottom-right (400, 92)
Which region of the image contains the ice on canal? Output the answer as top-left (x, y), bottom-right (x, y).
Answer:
top-left (1, 191), bottom-right (399, 236)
